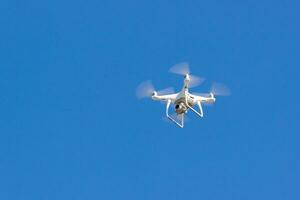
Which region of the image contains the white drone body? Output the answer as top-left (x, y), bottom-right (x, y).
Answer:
top-left (151, 74), bottom-right (215, 128)
top-left (137, 63), bottom-right (229, 128)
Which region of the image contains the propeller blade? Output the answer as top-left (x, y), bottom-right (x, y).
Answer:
top-left (136, 80), bottom-right (155, 99)
top-left (157, 87), bottom-right (175, 95)
top-left (169, 62), bottom-right (205, 87)
top-left (136, 81), bottom-right (175, 99)
top-left (169, 62), bottom-right (190, 75)
top-left (211, 82), bottom-right (231, 96)
top-left (189, 75), bottom-right (205, 88)
top-left (191, 92), bottom-right (214, 106)
top-left (193, 83), bottom-right (230, 96)
top-left (192, 92), bottom-right (211, 97)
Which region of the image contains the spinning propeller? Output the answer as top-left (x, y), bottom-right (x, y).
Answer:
top-left (210, 82), bottom-right (231, 96)
top-left (169, 62), bottom-right (205, 87)
top-left (136, 80), bottom-right (174, 99)
top-left (193, 82), bottom-right (231, 104)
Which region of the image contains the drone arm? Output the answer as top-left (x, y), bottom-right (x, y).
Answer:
top-left (152, 93), bottom-right (178, 102)
top-left (200, 97), bottom-right (216, 104)
top-left (190, 93), bottom-right (216, 105)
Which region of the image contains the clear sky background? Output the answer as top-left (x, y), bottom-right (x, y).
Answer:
top-left (0, 0), bottom-right (299, 199)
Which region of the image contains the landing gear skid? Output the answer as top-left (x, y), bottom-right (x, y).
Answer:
top-left (186, 97), bottom-right (203, 117)
top-left (166, 100), bottom-right (184, 128)
top-left (165, 97), bottom-right (203, 128)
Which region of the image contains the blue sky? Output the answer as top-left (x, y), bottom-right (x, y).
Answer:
top-left (0, 0), bottom-right (299, 199)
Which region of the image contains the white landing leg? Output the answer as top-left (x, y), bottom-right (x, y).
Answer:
top-left (166, 100), bottom-right (184, 128)
top-left (185, 97), bottom-right (203, 117)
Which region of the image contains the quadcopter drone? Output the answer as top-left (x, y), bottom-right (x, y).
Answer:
top-left (136, 62), bottom-right (230, 128)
